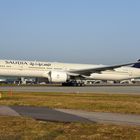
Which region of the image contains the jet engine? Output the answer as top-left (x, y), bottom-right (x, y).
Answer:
top-left (49, 71), bottom-right (68, 83)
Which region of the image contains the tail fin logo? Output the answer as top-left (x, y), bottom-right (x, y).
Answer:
top-left (132, 59), bottom-right (140, 68)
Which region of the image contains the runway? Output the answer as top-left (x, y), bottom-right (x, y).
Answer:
top-left (0, 86), bottom-right (140, 95)
top-left (0, 106), bottom-right (140, 126)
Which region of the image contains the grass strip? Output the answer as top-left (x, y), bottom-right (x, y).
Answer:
top-left (0, 116), bottom-right (140, 140)
top-left (0, 92), bottom-right (140, 114)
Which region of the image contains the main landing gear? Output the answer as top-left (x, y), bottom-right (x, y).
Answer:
top-left (62, 80), bottom-right (85, 86)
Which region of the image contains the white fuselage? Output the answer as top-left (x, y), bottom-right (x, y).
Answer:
top-left (0, 60), bottom-right (140, 81)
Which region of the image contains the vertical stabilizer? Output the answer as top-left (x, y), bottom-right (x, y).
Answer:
top-left (132, 59), bottom-right (140, 68)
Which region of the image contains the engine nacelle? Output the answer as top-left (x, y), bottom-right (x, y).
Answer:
top-left (49, 71), bottom-right (68, 83)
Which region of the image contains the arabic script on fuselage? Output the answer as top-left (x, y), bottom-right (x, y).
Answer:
top-left (5, 60), bottom-right (51, 67)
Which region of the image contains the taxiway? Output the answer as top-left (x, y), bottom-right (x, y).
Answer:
top-left (0, 86), bottom-right (140, 95)
top-left (0, 106), bottom-right (140, 126)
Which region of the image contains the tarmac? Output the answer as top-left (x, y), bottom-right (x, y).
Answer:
top-left (0, 86), bottom-right (140, 95)
top-left (0, 106), bottom-right (140, 126)
top-left (56, 109), bottom-right (140, 126)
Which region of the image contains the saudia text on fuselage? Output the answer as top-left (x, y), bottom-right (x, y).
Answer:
top-left (5, 60), bottom-right (51, 67)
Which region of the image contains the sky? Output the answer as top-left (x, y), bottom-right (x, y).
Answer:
top-left (0, 0), bottom-right (140, 64)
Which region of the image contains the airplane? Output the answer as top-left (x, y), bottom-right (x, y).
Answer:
top-left (0, 59), bottom-right (139, 86)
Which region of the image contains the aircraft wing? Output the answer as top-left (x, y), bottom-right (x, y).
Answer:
top-left (69, 62), bottom-right (138, 76)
